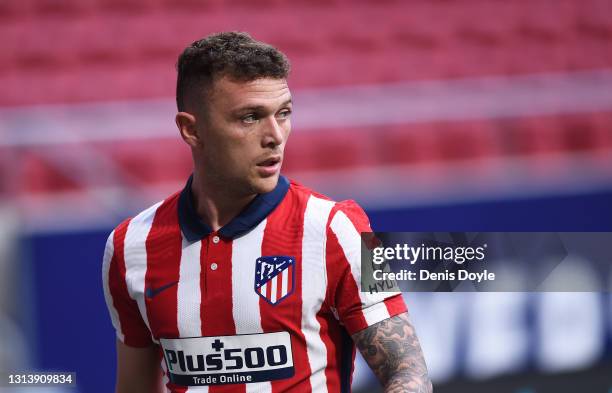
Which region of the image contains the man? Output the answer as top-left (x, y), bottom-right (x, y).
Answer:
top-left (102, 32), bottom-right (432, 393)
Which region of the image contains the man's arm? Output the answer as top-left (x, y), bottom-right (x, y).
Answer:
top-left (352, 312), bottom-right (432, 393)
top-left (115, 340), bottom-right (161, 393)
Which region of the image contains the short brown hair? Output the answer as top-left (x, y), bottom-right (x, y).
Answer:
top-left (176, 31), bottom-right (290, 112)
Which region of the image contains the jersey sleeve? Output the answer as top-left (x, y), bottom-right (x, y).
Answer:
top-left (102, 223), bottom-right (153, 347)
top-left (326, 200), bottom-right (407, 336)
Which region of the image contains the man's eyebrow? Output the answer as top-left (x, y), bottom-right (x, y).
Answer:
top-left (233, 99), bottom-right (293, 113)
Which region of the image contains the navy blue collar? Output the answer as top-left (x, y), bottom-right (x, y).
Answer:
top-left (178, 174), bottom-right (290, 242)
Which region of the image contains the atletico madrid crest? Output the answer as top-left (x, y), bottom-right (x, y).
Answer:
top-left (255, 256), bottom-right (295, 305)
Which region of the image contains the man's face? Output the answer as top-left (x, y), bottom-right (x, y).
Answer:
top-left (195, 76), bottom-right (292, 195)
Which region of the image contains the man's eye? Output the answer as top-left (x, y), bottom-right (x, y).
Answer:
top-left (277, 109), bottom-right (292, 119)
top-left (241, 114), bottom-right (257, 123)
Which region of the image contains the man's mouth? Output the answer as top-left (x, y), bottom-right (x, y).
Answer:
top-left (257, 156), bottom-right (281, 167)
top-left (256, 156), bottom-right (282, 177)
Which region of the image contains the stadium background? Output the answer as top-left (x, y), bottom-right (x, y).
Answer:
top-left (0, 0), bottom-right (611, 392)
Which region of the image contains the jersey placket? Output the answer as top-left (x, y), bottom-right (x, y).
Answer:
top-left (200, 232), bottom-right (236, 336)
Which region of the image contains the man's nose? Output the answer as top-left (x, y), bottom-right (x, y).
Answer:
top-left (261, 116), bottom-right (285, 147)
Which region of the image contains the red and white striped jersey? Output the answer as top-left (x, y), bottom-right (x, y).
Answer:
top-left (102, 175), bottom-right (406, 393)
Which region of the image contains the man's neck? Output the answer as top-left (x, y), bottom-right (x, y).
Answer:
top-left (190, 172), bottom-right (257, 232)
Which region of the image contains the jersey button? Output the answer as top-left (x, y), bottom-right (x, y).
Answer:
top-left (210, 262), bottom-right (218, 271)
top-left (212, 236), bottom-right (220, 244)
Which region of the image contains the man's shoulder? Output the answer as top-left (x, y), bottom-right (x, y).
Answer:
top-left (286, 179), bottom-right (370, 227)
top-left (287, 178), bottom-right (330, 201)
top-left (107, 191), bottom-right (181, 247)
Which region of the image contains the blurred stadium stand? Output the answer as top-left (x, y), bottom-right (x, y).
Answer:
top-left (0, 0), bottom-right (611, 392)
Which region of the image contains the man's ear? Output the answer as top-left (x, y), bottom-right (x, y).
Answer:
top-left (176, 112), bottom-right (200, 148)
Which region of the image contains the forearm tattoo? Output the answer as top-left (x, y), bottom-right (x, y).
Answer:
top-left (352, 312), bottom-right (433, 393)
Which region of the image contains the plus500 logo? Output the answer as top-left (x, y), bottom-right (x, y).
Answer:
top-left (165, 340), bottom-right (289, 373)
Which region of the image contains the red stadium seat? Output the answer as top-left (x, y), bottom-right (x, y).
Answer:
top-left (1, 0), bottom-right (612, 105)
top-left (1, 0), bottom-right (612, 197)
